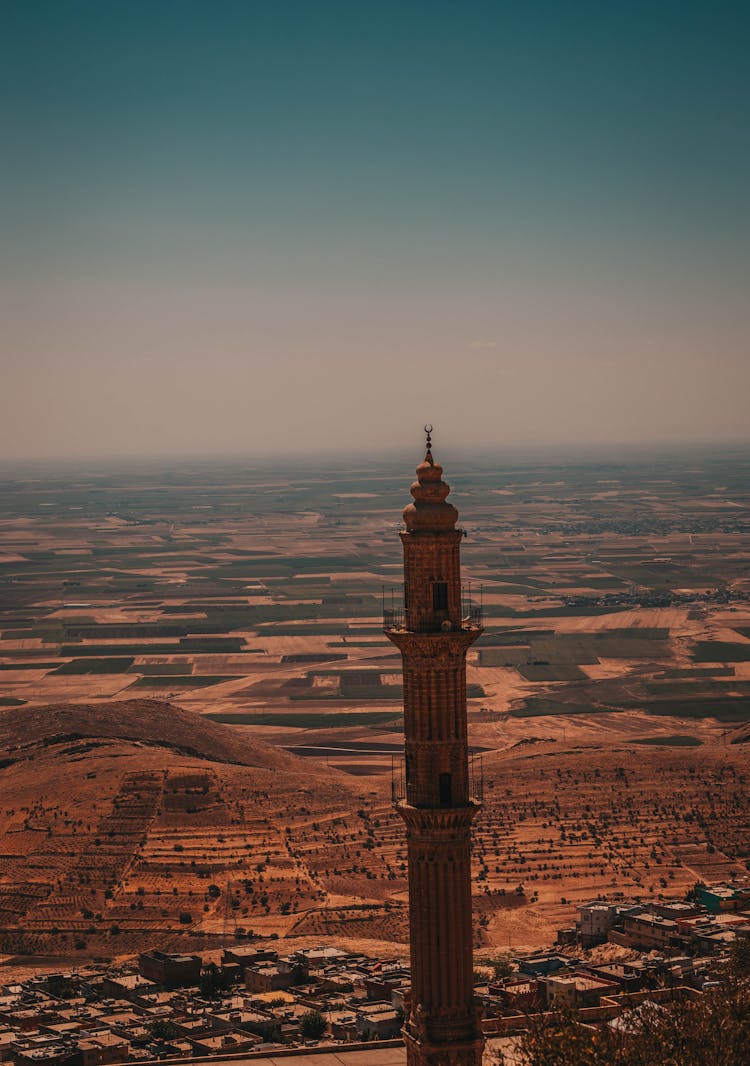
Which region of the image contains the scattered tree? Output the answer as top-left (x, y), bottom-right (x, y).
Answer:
top-left (300, 1010), bottom-right (326, 1040)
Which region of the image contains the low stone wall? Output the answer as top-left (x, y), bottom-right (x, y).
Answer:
top-left (155, 1037), bottom-right (405, 1065)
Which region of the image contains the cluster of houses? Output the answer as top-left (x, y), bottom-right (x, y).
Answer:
top-left (473, 880), bottom-right (750, 1022)
top-left (560, 879), bottom-right (750, 956)
top-left (2, 880), bottom-right (747, 1065)
top-left (0, 946), bottom-right (405, 1066)
top-left (560, 585), bottom-right (747, 611)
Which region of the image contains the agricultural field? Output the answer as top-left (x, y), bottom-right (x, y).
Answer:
top-left (1, 448), bottom-right (750, 961)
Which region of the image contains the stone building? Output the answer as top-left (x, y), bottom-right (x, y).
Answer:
top-left (137, 952), bottom-right (201, 990)
top-left (577, 902), bottom-right (621, 947)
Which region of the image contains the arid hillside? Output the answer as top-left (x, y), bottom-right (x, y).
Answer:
top-left (2, 699), bottom-right (750, 966)
top-left (0, 700), bottom-right (364, 960)
top-left (0, 698), bottom-right (309, 773)
top-left (469, 737), bottom-right (750, 948)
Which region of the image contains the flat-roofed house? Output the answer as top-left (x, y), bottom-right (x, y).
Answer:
top-left (138, 952), bottom-right (201, 990)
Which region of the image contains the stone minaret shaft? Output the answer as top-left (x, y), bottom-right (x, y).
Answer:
top-left (385, 431), bottom-right (484, 1066)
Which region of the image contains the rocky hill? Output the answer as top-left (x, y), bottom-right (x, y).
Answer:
top-left (0, 698), bottom-right (319, 773)
top-left (0, 699), bottom-right (358, 959)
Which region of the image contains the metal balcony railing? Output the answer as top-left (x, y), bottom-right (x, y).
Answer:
top-left (469, 752), bottom-right (484, 803)
top-left (382, 587), bottom-right (405, 631)
top-left (382, 583), bottom-right (483, 633)
top-left (390, 753), bottom-right (484, 807)
top-left (391, 756), bottom-right (406, 805)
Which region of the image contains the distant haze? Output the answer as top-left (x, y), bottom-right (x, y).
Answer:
top-left (2, 2), bottom-right (749, 461)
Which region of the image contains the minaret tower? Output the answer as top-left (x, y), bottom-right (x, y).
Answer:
top-left (384, 427), bottom-right (484, 1066)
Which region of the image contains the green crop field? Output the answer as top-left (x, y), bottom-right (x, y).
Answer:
top-left (257, 623), bottom-right (353, 635)
top-left (510, 698), bottom-right (620, 717)
top-left (129, 663), bottom-right (193, 675)
top-left (326, 640), bottom-right (390, 648)
top-left (644, 681), bottom-right (750, 698)
top-left (578, 576), bottom-right (629, 588)
top-left (60, 643), bottom-right (182, 656)
top-left (293, 683), bottom-right (404, 701)
top-left (659, 667), bottom-right (735, 678)
top-left (531, 632), bottom-right (669, 662)
top-left (129, 675), bottom-right (237, 688)
top-left (51, 657), bottom-right (135, 674)
top-left (64, 623), bottom-right (213, 638)
top-left (515, 605), bottom-right (631, 618)
top-left (178, 637), bottom-right (246, 652)
top-left (692, 642), bottom-right (750, 663)
top-left (0, 662), bottom-right (60, 671)
top-left (481, 629), bottom-right (555, 645)
top-left (204, 711), bottom-right (404, 728)
top-left (631, 735), bottom-right (702, 747)
top-left (281, 654), bottom-right (348, 663)
top-left (518, 663), bottom-right (587, 682)
top-left (645, 698), bottom-right (750, 721)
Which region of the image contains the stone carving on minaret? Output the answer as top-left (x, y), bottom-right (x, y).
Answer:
top-left (384, 428), bottom-right (485, 1066)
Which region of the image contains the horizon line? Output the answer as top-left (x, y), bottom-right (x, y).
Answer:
top-left (2, 436), bottom-right (750, 473)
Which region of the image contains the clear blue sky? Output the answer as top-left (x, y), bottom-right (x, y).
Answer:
top-left (2, 1), bottom-right (749, 459)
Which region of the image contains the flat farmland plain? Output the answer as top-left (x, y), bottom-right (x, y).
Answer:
top-left (1, 448), bottom-right (750, 963)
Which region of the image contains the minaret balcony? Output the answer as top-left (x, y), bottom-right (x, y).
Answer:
top-left (382, 584), bottom-right (483, 634)
top-left (391, 753), bottom-right (485, 807)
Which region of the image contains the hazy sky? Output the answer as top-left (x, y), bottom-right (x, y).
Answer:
top-left (2, 1), bottom-right (749, 461)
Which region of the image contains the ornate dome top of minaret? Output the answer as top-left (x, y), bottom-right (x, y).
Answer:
top-left (402, 425), bottom-right (459, 532)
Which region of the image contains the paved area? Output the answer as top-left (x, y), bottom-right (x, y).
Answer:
top-left (179, 1049), bottom-right (405, 1066)
top-left (184, 1036), bottom-right (520, 1066)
